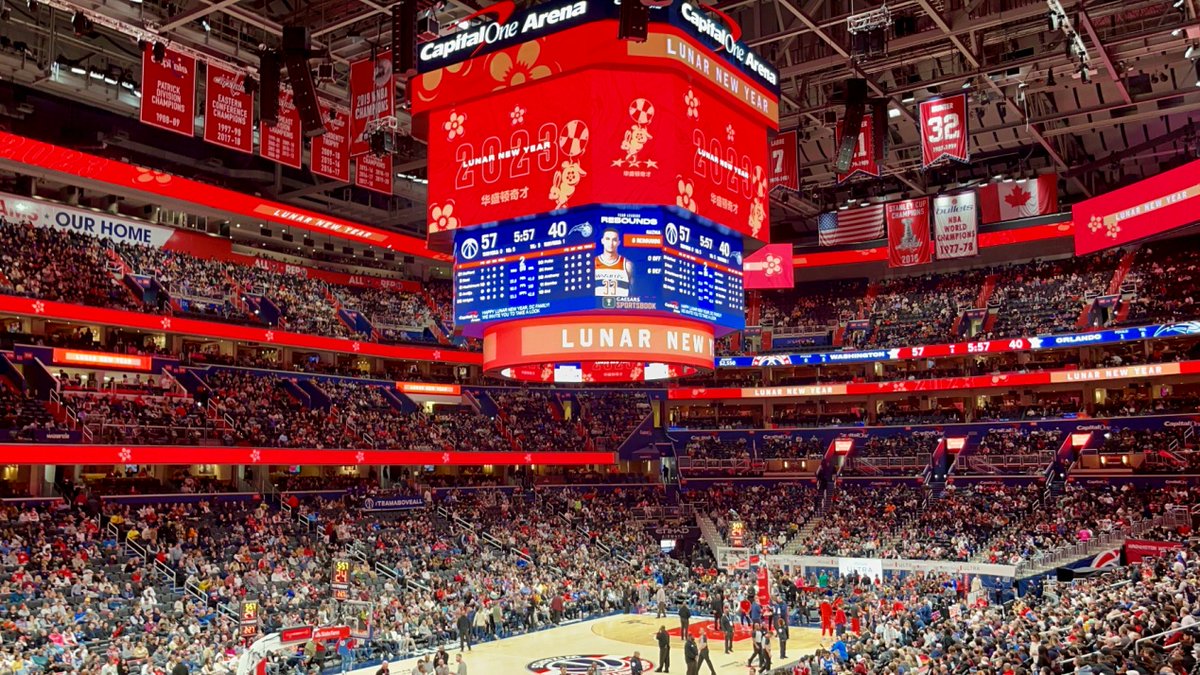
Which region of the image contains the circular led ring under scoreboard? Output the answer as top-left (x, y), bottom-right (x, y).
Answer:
top-left (481, 315), bottom-right (715, 383)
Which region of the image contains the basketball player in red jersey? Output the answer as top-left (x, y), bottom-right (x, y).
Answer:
top-left (595, 228), bottom-right (634, 297)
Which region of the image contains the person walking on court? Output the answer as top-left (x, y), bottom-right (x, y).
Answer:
top-left (775, 613), bottom-right (789, 660)
top-left (758, 632), bottom-right (772, 673)
top-left (630, 651), bottom-right (644, 675)
top-left (747, 622), bottom-right (764, 668)
top-left (678, 600), bottom-right (691, 636)
top-left (655, 625), bottom-right (671, 673)
top-left (656, 586), bottom-right (667, 618)
top-left (697, 632), bottom-right (716, 675)
top-left (683, 635), bottom-right (699, 675)
top-left (456, 610), bottom-right (472, 652)
top-left (719, 610), bottom-right (734, 654)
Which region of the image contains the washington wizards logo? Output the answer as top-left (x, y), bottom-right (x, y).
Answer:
top-left (528, 655), bottom-right (653, 675)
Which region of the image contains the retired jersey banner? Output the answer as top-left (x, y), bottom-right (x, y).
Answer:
top-left (887, 197), bottom-right (931, 267)
top-left (311, 103), bottom-right (350, 183)
top-left (355, 154), bottom-right (393, 195)
top-left (919, 94), bottom-right (968, 168)
top-left (743, 243), bottom-right (794, 289)
top-left (835, 116), bottom-right (879, 183)
top-left (768, 131), bottom-right (799, 192)
top-left (349, 51), bottom-right (393, 157)
top-left (260, 89), bottom-right (302, 169)
top-left (1073, 159), bottom-right (1200, 255)
top-left (933, 193), bottom-right (978, 259)
top-left (203, 63), bottom-right (253, 154)
top-left (140, 46), bottom-right (197, 137)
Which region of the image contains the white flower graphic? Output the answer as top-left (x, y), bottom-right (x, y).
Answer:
top-left (765, 254), bottom-right (782, 276)
top-left (161, 317), bottom-right (172, 329)
top-left (685, 89), bottom-right (700, 120)
top-left (441, 452), bottom-right (450, 463)
top-left (249, 449), bottom-right (261, 463)
top-left (676, 178), bottom-right (697, 212)
top-left (351, 341), bottom-right (361, 352)
top-left (355, 451), bottom-right (365, 463)
top-left (443, 112), bottom-right (466, 140)
top-left (726, 124), bottom-right (735, 143)
top-left (264, 331), bottom-right (275, 342)
top-left (510, 105), bottom-right (526, 126)
top-left (31, 301), bottom-right (45, 314)
top-left (429, 204), bottom-right (459, 233)
top-left (118, 448), bottom-right (132, 462)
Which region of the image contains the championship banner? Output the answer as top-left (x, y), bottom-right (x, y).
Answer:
top-left (203, 62), bottom-right (253, 154)
top-left (768, 131), bottom-right (799, 192)
top-left (311, 103), bottom-right (350, 183)
top-left (348, 50), bottom-right (393, 157)
top-left (835, 116), bottom-right (879, 182)
top-left (355, 154), bottom-right (393, 195)
top-left (140, 46), bottom-right (196, 137)
top-left (1073, 158), bottom-right (1200, 255)
top-left (887, 197), bottom-right (931, 267)
top-left (933, 192), bottom-right (977, 259)
top-left (743, 243), bottom-right (794, 289)
top-left (919, 94), bottom-right (969, 168)
top-left (260, 89), bottom-right (302, 169)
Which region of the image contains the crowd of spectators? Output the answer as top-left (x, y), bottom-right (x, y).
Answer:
top-left (0, 220), bottom-right (138, 311)
top-left (575, 392), bottom-right (651, 451)
top-left (490, 390), bottom-right (584, 453)
top-left (963, 429), bottom-right (1062, 474)
top-left (866, 271), bottom-right (987, 348)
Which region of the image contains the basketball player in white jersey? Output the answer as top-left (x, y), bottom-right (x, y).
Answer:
top-left (595, 228), bottom-right (634, 297)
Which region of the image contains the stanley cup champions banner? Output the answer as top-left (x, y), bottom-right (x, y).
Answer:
top-left (887, 197), bottom-right (932, 267)
top-left (933, 192), bottom-right (978, 259)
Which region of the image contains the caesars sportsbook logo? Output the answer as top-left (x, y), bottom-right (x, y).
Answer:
top-left (528, 655), bottom-right (654, 675)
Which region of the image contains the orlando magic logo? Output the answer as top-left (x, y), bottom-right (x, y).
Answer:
top-left (528, 655), bottom-right (653, 675)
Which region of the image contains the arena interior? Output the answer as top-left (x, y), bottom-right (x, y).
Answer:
top-left (0, 0), bottom-right (1198, 673)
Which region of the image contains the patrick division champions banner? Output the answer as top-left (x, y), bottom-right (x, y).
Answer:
top-left (887, 197), bottom-right (931, 267)
top-left (140, 46), bottom-right (196, 137)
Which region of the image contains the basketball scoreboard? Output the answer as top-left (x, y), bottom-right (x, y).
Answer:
top-left (453, 206), bottom-right (744, 336)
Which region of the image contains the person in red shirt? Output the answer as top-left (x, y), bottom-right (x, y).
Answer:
top-left (818, 600), bottom-right (833, 637)
top-left (833, 606), bottom-right (847, 636)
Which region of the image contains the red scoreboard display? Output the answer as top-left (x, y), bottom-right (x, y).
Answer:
top-left (414, 0), bottom-right (779, 246)
top-left (413, 0), bottom-right (780, 381)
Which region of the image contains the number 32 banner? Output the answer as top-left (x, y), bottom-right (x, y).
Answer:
top-left (919, 94), bottom-right (969, 169)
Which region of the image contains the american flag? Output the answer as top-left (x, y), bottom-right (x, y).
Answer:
top-left (817, 204), bottom-right (885, 246)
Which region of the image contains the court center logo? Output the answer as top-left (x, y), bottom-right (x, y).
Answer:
top-left (528, 655), bottom-right (653, 675)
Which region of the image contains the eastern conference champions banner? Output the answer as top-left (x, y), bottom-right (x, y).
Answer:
top-left (933, 192), bottom-right (978, 259)
top-left (887, 197), bottom-right (931, 267)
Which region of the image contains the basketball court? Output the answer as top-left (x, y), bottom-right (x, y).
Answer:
top-left (346, 615), bottom-right (823, 675)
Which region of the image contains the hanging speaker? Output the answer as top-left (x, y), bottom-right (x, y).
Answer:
top-left (260, 49), bottom-right (281, 126)
top-left (282, 26), bottom-right (326, 137)
top-left (834, 78), bottom-right (868, 173)
top-left (394, 1), bottom-right (417, 76)
top-left (872, 104), bottom-right (886, 165)
top-left (618, 0), bottom-right (649, 42)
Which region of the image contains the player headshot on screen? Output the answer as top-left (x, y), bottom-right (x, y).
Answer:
top-left (595, 228), bottom-right (634, 297)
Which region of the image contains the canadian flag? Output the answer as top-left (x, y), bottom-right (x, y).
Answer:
top-left (978, 175), bottom-right (1059, 224)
